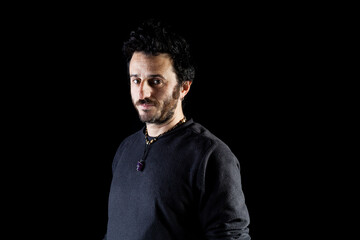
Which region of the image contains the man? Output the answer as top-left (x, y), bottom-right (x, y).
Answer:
top-left (104, 19), bottom-right (251, 240)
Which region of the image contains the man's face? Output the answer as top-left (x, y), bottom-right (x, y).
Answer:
top-left (129, 52), bottom-right (181, 124)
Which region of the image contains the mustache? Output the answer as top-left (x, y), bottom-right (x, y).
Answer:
top-left (136, 98), bottom-right (158, 106)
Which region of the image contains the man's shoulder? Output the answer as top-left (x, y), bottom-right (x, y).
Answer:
top-left (186, 121), bottom-right (230, 151)
top-left (118, 128), bottom-right (144, 148)
top-left (186, 121), bottom-right (239, 167)
top-left (126, 128), bottom-right (144, 141)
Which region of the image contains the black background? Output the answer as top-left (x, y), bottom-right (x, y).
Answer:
top-left (7, 3), bottom-right (348, 239)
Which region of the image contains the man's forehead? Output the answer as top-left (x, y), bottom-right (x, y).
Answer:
top-left (129, 52), bottom-right (174, 75)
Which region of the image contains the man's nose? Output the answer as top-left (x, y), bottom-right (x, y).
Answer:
top-left (139, 81), bottom-right (151, 99)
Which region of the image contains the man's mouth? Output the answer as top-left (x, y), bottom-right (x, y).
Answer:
top-left (139, 103), bottom-right (154, 110)
top-left (137, 99), bottom-right (156, 110)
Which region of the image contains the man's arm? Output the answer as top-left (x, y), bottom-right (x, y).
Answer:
top-left (197, 143), bottom-right (251, 239)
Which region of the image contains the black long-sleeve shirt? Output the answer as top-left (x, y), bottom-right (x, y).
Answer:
top-left (104, 119), bottom-right (250, 239)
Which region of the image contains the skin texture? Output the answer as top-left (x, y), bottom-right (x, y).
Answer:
top-left (129, 51), bottom-right (192, 137)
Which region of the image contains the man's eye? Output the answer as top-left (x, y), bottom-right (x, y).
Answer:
top-left (132, 79), bottom-right (140, 84)
top-left (150, 79), bottom-right (161, 85)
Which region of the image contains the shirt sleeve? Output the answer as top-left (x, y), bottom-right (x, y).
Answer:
top-left (197, 142), bottom-right (251, 240)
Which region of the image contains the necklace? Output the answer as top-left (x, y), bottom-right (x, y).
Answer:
top-left (137, 117), bottom-right (187, 172)
top-left (144, 117), bottom-right (187, 145)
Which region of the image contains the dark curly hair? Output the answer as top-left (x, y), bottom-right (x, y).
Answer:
top-left (122, 19), bottom-right (195, 84)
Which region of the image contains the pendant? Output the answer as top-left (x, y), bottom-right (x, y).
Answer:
top-left (136, 160), bottom-right (145, 171)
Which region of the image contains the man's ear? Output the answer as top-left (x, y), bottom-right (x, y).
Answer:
top-left (180, 81), bottom-right (192, 100)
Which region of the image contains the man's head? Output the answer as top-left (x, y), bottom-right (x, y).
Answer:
top-left (123, 19), bottom-right (194, 124)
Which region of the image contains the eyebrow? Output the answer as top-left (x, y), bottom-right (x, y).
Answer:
top-left (130, 74), bottom-right (165, 79)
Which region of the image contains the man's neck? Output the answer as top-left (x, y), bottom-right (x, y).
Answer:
top-left (146, 114), bottom-right (185, 137)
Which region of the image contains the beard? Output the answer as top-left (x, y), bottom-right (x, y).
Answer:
top-left (133, 84), bottom-right (181, 125)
